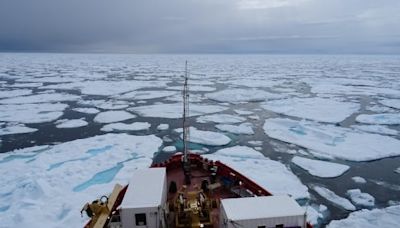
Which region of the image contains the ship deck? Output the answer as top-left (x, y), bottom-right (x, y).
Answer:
top-left (166, 163), bottom-right (239, 228)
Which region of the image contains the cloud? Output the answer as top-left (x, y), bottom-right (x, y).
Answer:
top-left (0, 0), bottom-right (399, 53)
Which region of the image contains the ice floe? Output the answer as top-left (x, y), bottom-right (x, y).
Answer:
top-left (162, 146), bottom-right (176, 153)
top-left (157, 124), bottom-right (169, 131)
top-left (101, 122), bottom-right (151, 132)
top-left (0, 123), bottom-right (38, 136)
top-left (94, 111), bottom-right (136, 124)
top-left (379, 99), bottom-right (400, 110)
top-left (327, 205), bottom-right (400, 228)
top-left (304, 204), bottom-right (326, 226)
top-left (351, 124), bottom-right (398, 136)
top-left (42, 80), bottom-right (168, 96)
top-left (216, 123), bottom-right (255, 135)
top-left (0, 89), bottom-right (32, 99)
top-left (313, 186), bottom-right (355, 211)
top-left (212, 146), bottom-right (265, 159)
top-left (56, 119), bottom-right (89, 129)
top-left (0, 134), bottom-right (162, 228)
top-left (0, 93), bottom-right (80, 104)
top-left (204, 146), bottom-right (309, 200)
top-left (206, 88), bottom-right (282, 103)
top-left (79, 100), bottom-right (130, 110)
top-left (263, 118), bottom-right (400, 161)
top-left (118, 90), bottom-right (178, 100)
top-left (346, 189), bottom-right (375, 207)
top-left (356, 113), bottom-right (400, 125)
top-left (197, 114), bottom-right (246, 124)
top-left (292, 156), bottom-right (349, 178)
top-left (352, 176), bottom-right (367, 184)
top-left (262, 97), bottom-right (359, 123)
top-left (234, 110), bottom-right (253, 115)
top-left (178, 127), bottom-right (231, 146)
top-left (0, 103), bottom-right (67, 124)
top-left (395, 167), bottom-right (400, 174)
top-left (72, 108), bottom-right (100, 114)
top-left (7, 82), bottom-right (43, 88)
top-left (129, 103), bottom-right (228, 118)
top-left (167, 85), bottom-right (216, 92)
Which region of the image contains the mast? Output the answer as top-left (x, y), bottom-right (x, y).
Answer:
top-left (182, 61), bottom-right (191, 184)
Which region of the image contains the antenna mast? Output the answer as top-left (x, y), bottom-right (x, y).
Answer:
top-left (182, 61), bottom-right (191, 184)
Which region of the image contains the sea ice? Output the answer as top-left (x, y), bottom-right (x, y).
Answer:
top-left (0, 92), bottom-right (80, 104)
top-left (129, 103), bottom-right (228, 118)
top-left (264, 118), bottom-right (400, 161)
top-left (94, 111), bottom-right (136, 123)
top-left (157, 124), bottom-right (169, 131)
top-left (395, 167), bottom-right (400, 174)
top-left (346, 189), bottom-right (375, 207)
top-left (351, 124), bottom-right (398, 136)
top-left (216, 123), bottom-right (255, 135)
top-left (304, 205), bottom-right (325, 225)
top-left (313, 186), bottom-right (356, 211)
top-left (73, 108), bottom-right (100, 114)
top-left (101, 122), bottom-right (151, 132)
top-left (197, 114), bottom-right (246, 124)
top-left (167, 85), bottom-right (216, 92)
top-left (0, 123), bottom-right (38, 136)
top-left (248, 140), bottom-right (263, 146)
top-left (0, 103), bottom-right (68, 124)
top-left (0, 134), bottom-right (162, 228)
top-left (379, 99), bottom-right (400, 110)
top-left (0, 89), bottom-right (32, 98)
top-left (352, 176), bottom-right (367, 184)
top-left (212, 146), bottom-right (265, 159)
top-left (356, 113), bottom-right (400, 125)
top-left (327, 205), bottom-right (400, 228)
top-left (79, 100), bottom-right (129, 110)
top-left (42, 80), bottom-right (168, 96)
top-left (56, 119), bottom-right (88, 129)
top-left (7, 82), bottom-right (43, 88)
top-left (179, 127), bottom-right (231, 146)
top-left (292, 156), bottom-right (349, 178)
top-left (204, 146), bottom-right (309, 200)
top-left (234, 110), bottom-right (253, 115)
top-left (261, 97), bottom-right (359, 123)
top-left (162, 146), bottom-right (176, 153)
top-left (117, 90), bottom-right (178, 100)
top-left (206, 88), bottom-right (282, 104)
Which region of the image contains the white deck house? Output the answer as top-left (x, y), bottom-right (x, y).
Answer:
top-left (220, 195), bottom-right (307, 228)
top-left (120, 168), bottom-right (167, 228)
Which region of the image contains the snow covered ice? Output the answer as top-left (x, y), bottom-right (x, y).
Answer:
top-left (196, 114), bottom-right (245, 124)
top-left (94, 111), bottom-right (136, 123)
top-left (327, 205), bottom-right (400, 228)
top-left (292, 156), bottom-right (349, 178)
top-left (129, 103), bottom-right (228, 118)
top-left (206, 88), bottom-right (282, 103)
top-left (216, 123), bottom-right (255, 135)
top-left (356, 113), bottom-right (400, 125)
top-left (346, 189), bottom-right (375, 207)
top-left (101, 122), bottom-right (151, 132)
top-left (264, 118), bottom-right (400, 161)
top-left (56, 119), bottom-right (89, 129)
top-left (179, 127), bottom-right (231, 146)
top-left (262, 97), bottom-right (360, 123)
top-left (312, 186), bottom-right (356, 211)
top-left (0, 134), bottom-right (163, 228)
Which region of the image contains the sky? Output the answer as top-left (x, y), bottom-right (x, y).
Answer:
top-left (0, 0), bottom-right (399, 54)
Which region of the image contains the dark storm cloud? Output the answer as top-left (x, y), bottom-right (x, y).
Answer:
top-left (0, 0), bottom-right (399, 53)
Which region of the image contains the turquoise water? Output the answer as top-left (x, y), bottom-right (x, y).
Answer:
top-left (47, 145), bottom-right (113, 171)
top-left (73, 163), bottom-right (123, 192)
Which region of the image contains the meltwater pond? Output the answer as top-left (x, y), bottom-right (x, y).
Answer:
top-left (0, 53), bottom-right (400, 227)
